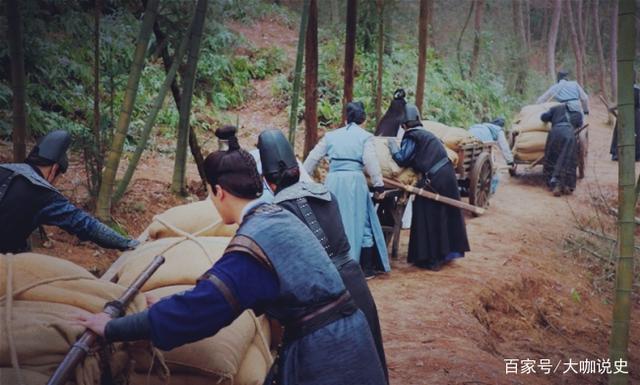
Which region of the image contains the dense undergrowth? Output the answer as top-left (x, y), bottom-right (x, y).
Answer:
top-left (0, 0), bottom-right (539, 152)
top-left (0, 1), bottom-right (286, 150)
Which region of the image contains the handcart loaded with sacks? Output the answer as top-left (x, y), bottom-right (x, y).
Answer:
top-left (374, 121), bottom-right (494, 259)
top-left (508, 102), bottom-right (589, 179)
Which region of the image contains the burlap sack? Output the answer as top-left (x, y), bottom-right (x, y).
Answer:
top-left (129, 372), bottom-right (232, 385)
top-left (511, 102), bottom-right (559, 133)
top-left (146, 200), bottom-right (238, 240)
top-left (514, 150), bottom-right (545, 162)
top-left (372, 137), bottom-right (418, 185)
top-left (513, 131), bottom-right (549, 154)
top-left (116, 237), bottom-right (231, 291)
top-left (129, 285), bottom-right (260, 381)
top-left (445, 147), bottom-right (459, 168)
top-left (0, 301), bottom-right (136, 385)
top-left (1, 253), bottom-right (146, 313)
top-left (0, 368), bottom-right (50, 385)
top-left (422, 121), bottom-right (481, 151)
top-left (234, 315), bottom-right (274, 385)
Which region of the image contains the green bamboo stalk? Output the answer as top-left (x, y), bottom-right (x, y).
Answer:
top-left (113, 19), bottom-right (193, 203)
top-left (171, 0), bottom-right (208, 196)
top-left (608, 1), bottom-right (636, 384)
top-left (374, 0), bottom-right (384, 123)
top-left (6, 0), bottom-right (27, 162)
top-left (95, 0), bottom-right (159, 221)
top-left (288, 0), bottom-right (311, 145)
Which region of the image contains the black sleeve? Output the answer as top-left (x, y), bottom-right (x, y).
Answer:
top-left (105, 310), bottom-right (152, 342)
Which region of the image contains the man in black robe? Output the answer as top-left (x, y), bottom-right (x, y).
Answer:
top-left (540, 103), bottom-right (578, 196)
top-left (610, 85), bottom-right (640, 161)
top-left (387, 104), bottom-right (470, 270)
top-left (257, 129), bottom-right (388, 382)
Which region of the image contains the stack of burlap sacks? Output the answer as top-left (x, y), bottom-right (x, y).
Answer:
top-left (0, 253), bottom-right (149, 385)
top-left (316, 121), bottom-right (468, 186)
top-left (120, 199), bottom-right (273, 385)
top-left (511, 102), bottom-right (559, 162)
top-left (371, 120), bottom-right (473, 186)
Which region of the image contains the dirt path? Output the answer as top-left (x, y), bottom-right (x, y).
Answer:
top-left (370, 105), bottom-right (640, 385)
top-left (11, 16), bottom-right (639, 385)
top-left (226, 19), bottom-right (299, 150)
top-left (222, 18), bottom-right (640, 384)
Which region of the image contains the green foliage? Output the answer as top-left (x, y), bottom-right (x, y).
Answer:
top-left (274, 36), bottom-right (523, 131)
top-left (223, 0), bottom-right (296, 27)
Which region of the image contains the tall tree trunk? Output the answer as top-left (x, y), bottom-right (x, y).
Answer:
top-left (343, 0), bottom-right (357, 118)
top-left (609, 2), bottom-right (636, 385)
top-left (6, 0), bottom-right (27, 162)
top-left (576, 0), bottom-right (587, 84)
top-left (541, 0), bottom-right (551, 46)
top-left (582, 0), bottom-right (592, 79)
top-left (114, 20), bottom-right (192, 203)
top-left (374, 0), bottom-right (384, 123)
top-left (524, 0), bottom-right (531, 50)
top-left (513, 0), bottom-right (528, 95)
top-left (330, 0), bottom-right (339, 25)
top-left (88, 0), bottom-right (102, 196)
top-left (416, 0), bottom-right (429, 114)
top-left (287, 0), bottom-right (310, 145)
top-left (96, 0), bottom-right (159, 221)
top-left (469, 0), bottom-right (485, 79)
top-left (303, 0), bottom-right (318, 158)
top-left (566, 0), bottom-right (584, 86)
top-left (384, 0), bottom-right (393, 55)
top-left (171, 0), bottom-right (208, 196)
top-left (148, 3), bottom-right (207, 190)
top-left (594, 0), bottom-right (607, 96)
top-left (547, 0), bottom-right (562, 82)
top-left (610, 0), bottom-right (619, 103)
top-left (456, 1), bottom-right (474, 80)
top-left (427, 0), bottom-right (434, 49)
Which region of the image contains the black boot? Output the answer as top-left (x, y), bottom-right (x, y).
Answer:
top-left (360, 247), bottom-right (376, 279)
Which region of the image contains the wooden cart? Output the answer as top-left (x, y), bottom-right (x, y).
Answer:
top-left (378, 142), bottom-right (494, 259)
top-left (508, 124), bottom-right (588, 179)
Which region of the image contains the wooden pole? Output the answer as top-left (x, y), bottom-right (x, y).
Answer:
top-left (383, 177), bottom-right (485, 215)
top-left (303, 0), bottom-right (318, 158)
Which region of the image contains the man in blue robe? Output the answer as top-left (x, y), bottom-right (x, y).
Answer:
top-left (75, 126), bottom-right (386, 385)
top-left (537, 70), bottom-right (589, 129)
top-left (303, 101), bottom-right (390, 277)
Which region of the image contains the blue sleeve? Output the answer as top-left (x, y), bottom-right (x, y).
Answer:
top-left (392, 136), bottom-right (417, 167)
top-left (148, 251), bottom-right (279, 351)
top-left (34, 193), bottom-right (133, 250)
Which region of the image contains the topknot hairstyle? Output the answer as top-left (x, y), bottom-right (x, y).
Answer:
top-left (204, 126), bottom-right (263, 199)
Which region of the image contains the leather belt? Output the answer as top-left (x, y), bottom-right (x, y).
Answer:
top-left (283, 292), bottom-right (357, 342)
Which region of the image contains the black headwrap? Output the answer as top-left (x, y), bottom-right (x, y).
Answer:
top-left (346, 101), bottom-right (366, 125)
top-left (557, 70), bottom-right (569, 83)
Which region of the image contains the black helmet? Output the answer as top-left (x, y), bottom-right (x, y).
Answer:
top-left (403, 104), bottom-right (421, 124)
top-left (346, 101), bottom-right (366, 124)
top-left (257, 129), bottom-right (298, 177)
top-left (27, 130), bottom-right (71, 173)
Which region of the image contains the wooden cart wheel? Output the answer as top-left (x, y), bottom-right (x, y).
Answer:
top-left (577, 127), bottom-right (589, 179)
top-left (469, 152), bottom-right (493, 214)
